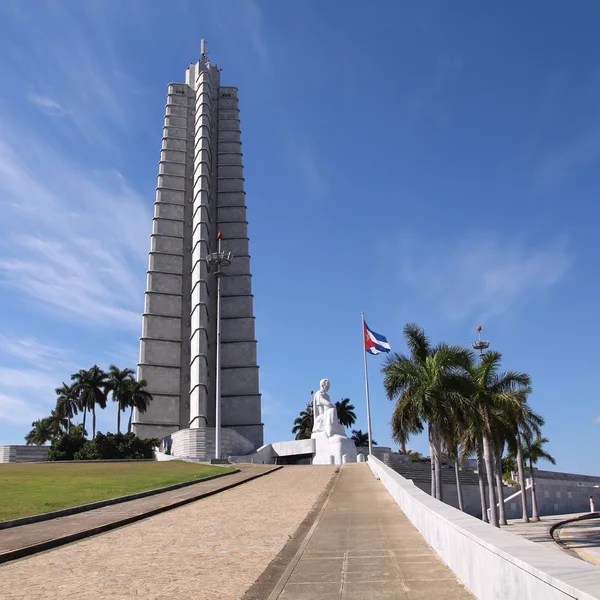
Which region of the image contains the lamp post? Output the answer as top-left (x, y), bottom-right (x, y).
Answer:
top-left (206, 231), bottom-right (232, 463)
top-left (471, 324), bottom-right (490, 357)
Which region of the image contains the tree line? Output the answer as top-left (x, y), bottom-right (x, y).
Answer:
top-left (383, 323), bottom-right (554, 528)
top-left (25, 365), bottom-right (153, 446)
top-left (292, 399), bottom-right (377, 447)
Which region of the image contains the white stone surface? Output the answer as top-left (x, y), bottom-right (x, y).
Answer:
top-left (311, 379), bottom-right (357, 465)
top-left (369, 455), bottom-right (600, 600)
top-left (0, 445), bottom-right (49, 463)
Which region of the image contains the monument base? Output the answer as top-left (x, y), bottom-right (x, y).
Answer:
top-left (311, 431), bottom-right (358, 465)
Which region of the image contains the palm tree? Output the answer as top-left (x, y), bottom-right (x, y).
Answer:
top-left (465, 351), bottom-right (530, 527)
top-left (351, 429), bottom-right (377, 447)
top-left (461, 423), bottom-right (488, 522)
top-left (55, 382), bottom-right (78, 434)
top-left (441, 420), bottom-right (465, 512)
top-left (292, 404), bottom-right (313, 440)
top-left (505, 394), bottom-right (544, 523)
top-left (523, 434), bottom-right (556, 521)
top-left (25, 418), bottom-right (53, 445)
top-left (107, 365), bottom-right (135, 434)
top-left (46, 409), bottom-right (70, 438)
top-left (127, 378), bottom-right (153, 433)
top-left (335, 398), bottom-right (356, 428)
top-left (382, 323), bottom-right (473, 502)
top-left (71, 365), bottom-right (110, 438)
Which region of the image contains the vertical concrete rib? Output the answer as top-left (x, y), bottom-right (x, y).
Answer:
top-left (217, 86), bottom-right (262, 448)
top-left (135, 83), bottom-right (191, 439)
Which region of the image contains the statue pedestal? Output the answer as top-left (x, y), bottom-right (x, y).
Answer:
top-left (311, 432), bottom-right (357, 465)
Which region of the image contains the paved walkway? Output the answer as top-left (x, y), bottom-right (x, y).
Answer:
top-left (557, 516), bottom-right (600, 566)
top-left (266, 464), bottom-right (473, 600)
top-left (0, 465), bottom-right (335, 600)
top-left (0, 463), bottom-right (277, 564)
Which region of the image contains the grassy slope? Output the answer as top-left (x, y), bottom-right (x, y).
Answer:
top-left (0, 461), bottom-right (234, 521)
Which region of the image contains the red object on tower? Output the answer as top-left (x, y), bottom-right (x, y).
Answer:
top-left (217, 231), bottom-right (223, 240)
top-left (476, 325), bottom-right (482, 332)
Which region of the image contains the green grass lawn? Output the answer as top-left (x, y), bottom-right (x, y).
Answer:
top-left (0, 461), bottom-right (234, 521)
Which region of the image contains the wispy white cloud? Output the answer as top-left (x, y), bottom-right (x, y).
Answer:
top-left (285, 136), bottom-right (329, 199)
top-left (0, 335), bottom-right (75, 372)
top-left (0, 393), bottom-right (42, 426)
top-left (28, 93), bottom-right (67, 117)
top-left (0, 126), bottom-right (149, 329)
top-left (398, 234), bottom-right (572, 323)
top-left (533, 118), bottom-right (600, 193)
top-left (212, 0), bottom-right (269, 65)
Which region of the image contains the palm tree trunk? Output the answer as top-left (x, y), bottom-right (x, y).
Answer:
top-left (476, 442), bottom-right (488, 522)
top-left (495, 454), bottom-right (507, 525)
top-left (82, 407), bottom-right (87, 437)
top-left (482, 433), bottom-right (498, 527)
top-left (431, 422), bottom-right (443, 502)
top-left (529, 456), bottom-right (540, 521)
top-left (454, 453), bottom-right (464, 512)
top-left (128, 405), bottom-right (134, 434)
top-left (516, 436), bottom-right (529, 522)
top-left (429, 426), bottom-right (436, 498)
top-left (116, 405), bottom-right (121, 434)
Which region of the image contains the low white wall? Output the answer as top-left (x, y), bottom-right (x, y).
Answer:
top-left (0, 445), bottom-right (49, 463)
top-left (368, 455), bottom-right (600, 600)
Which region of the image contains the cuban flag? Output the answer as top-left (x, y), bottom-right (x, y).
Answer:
top-left (364, 321), bottom-right (391, 355)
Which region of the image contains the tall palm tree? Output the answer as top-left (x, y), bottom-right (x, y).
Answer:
top-left (441, 419), bottom-right (466, 512)
top-left (523, 434), bottom-right (556, 521)
top-left (505, 394), bottom-right (544, 523)
top-left (382, 323), bottom-right (473, 502)
top-left (55, 382), bottom-right (78, 434)
top-left (25, 418), bottom-right (53, 445)
top-left (351, 429), bottom-right (377, 447)
top-left (127, 378), bottom-right (153, 434)
top-left (465, 351), bottom-right (530, 527)
top-left (461, 423), bottom-right (488, 522)
top-left (71, 365), bottom-right (110, 438)
top-left (107, 365), bottom-right (135, 434)
top-left (292, 404), bottom-right (313, 440)
top-left (46, 409), bottom-right (70, 438)
top-left (335, 398), bottom-right (356, 428)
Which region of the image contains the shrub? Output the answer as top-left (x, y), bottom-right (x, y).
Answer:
top-left (47, 433), bottom-right (87, 461)
top-left (74, 432), bottom-right (160, 461)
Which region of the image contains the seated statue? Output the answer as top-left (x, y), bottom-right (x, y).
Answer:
top-left (312, 379), bottom-right (346, 438)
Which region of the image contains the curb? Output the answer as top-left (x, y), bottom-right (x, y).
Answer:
top-left (549, 512), bottom-right (600, 557)
top-left (0, 466), bottom-right (282, 565)
top-left (0, 467), bottom-right (239, 530)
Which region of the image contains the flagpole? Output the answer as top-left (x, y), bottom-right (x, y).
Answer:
top-left (361, 311), bottom-right (373, 457)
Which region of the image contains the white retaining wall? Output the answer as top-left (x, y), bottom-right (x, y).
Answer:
top-left (0, 445), bottom-right (49, 463)
top-left (368, 455), bottom-right (600, 600)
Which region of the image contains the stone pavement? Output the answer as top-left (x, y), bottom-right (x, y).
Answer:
top-left (0, 465), bottom-right (335, 600)
top-left (265, 464), bottom-right (473, 600)
top-left (503, 513), bottom-right (578, 556)
top-left (0, 463), bottom-right (278, 564)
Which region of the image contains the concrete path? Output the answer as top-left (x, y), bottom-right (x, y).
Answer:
top-left (503, 514), bottom-right (578, 556)
top-left (265, 464), bottom-right (473, 600)
top-left (0, 465), bottom-right (335, 600)
top-left (557, 517), bottom-right (600, 566)
top-left (0, 463), bottom-right (277, 564)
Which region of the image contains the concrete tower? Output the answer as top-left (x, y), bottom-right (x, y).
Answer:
top-left (134, 42), bottom-right (263, 455)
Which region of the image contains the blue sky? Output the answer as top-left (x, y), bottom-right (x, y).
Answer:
top-left (0, 1), bottom-right (598, 474)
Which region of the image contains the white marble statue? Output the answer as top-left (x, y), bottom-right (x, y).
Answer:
top-left (312, 379), bottom-right (345, 437)
top-left (311, 379), bottom-right (357, 465)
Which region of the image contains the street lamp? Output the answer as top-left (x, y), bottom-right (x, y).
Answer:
top-left (472, 324), bottom-right (490, 357)
top-left (206, 231), bottom-right (232, 463)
